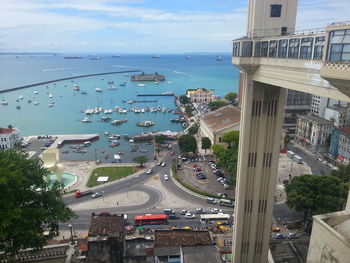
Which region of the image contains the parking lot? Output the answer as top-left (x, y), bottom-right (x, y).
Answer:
top-left (176, 157), bottom-right (234, 199)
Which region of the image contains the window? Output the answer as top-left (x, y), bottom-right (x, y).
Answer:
top-left (288, 39), bottom-right (300, 58)
top-left (254, 42), bottom-right (261, 57)
top-left (261, 41), bottom-right (268, 57)
top-left (242, 41), bottom-right (252, 57)
top-left (269, 41), bottom-right (278, 57)
top-left (278, 39), bottom-right (288, 57)
top-left (232, 42), bottom-right (240, 57)
top-left (314, 36), bottom-right (325, 59)
top-left (270, 5), bottom-right (282, 17)
top-left (328, 30), bottom-right (350, 62)
top-left (300, 38), bottom-right (313, 59)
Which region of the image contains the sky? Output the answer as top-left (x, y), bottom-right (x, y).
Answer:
top-left (1, 0), bottom-right (349, 54)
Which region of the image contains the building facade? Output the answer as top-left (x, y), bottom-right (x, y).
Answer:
top-left (295, 115), bottom-right (333, 153)
top-left (324, 105), bottom-right (349, 128)
top-left (0, 127), bottom-right (20, 150)
top-left (187, 88), bottom-right (214, 103)
top-left (310, 95), bottom-right (347, 117)
top-left (337, 127), bottom-right (350, 164)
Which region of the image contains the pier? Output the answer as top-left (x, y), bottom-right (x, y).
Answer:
top-left (0, 70), bottom-right (142, 94)
top-left (122, 100), bottom-right (158, 103)
top-left (131, 72), bottom-right (165, 81)
top-left (137, 93), bottom-right (175, 97)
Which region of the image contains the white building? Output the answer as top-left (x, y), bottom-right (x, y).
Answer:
top-left (324, 105), bottom-right (349, 128)
top-left (0, 127), bottom-right (20, 150)
top-left (187, 88), bottom-right (213, 103)
top-left (295, 115), bottom-right (333, 153)
top-left (337, 127), bottom-right (350, 164)
top-left (199, 105), bottom-right (240, 145)
top-left (310, 95), bottom-right (347, 117)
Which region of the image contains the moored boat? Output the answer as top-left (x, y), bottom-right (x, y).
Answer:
top-left (137, 120), bottom-right (155, 127)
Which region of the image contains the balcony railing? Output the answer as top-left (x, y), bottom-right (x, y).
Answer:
top-left (232, 22), bottom-right (350, 63)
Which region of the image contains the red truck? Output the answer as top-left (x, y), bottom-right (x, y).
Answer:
top-left (75, 190), bottom-right (93, 198)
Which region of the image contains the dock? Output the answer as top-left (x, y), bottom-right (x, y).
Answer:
top-left (0, 70), bottom-right (142, 94)
top-left (122, 100), bottom-right (158, 103)
top-left (49, 134), bottom-right (100, 148)
top-left (137, 93), bottom-right (175, 97)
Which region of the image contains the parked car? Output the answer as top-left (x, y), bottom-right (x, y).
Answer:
top-left (192, 164), bottom-right (199, 168)
top-left (287, 232), bottom-right (298, 239)
top-left (157, 162), bottom-right (162, 166)
top-left (223, 184), bottom-right (230, 189)
top-left (197, 175), bottom-right (207, 180)
top-left (164, 174), bottom-right (169, 180)
top-left (98, 211), bottom-right (110, 216)
top-left (217, 177), bottom-right (224, 182)
top-left (210, 208), bottom-right (223, 214)
top-left (185, 213), bottom-right (195, 219)
top-left (195, 208), bottom-right (205, 214)
top-left (92, 192), bottom-right (103, 198)
top-left (164, 208), bottom-right (174, 214)
top-left (177, 166), bottom-right (183, 170)
top-left (274, 233), bottom-right (285, 239)
top-left (161, 162), bottom-right (166, 167)
top-left (217, 193), bottom-right (228, 198)
top-left (180, 209), bottom-right (188, 215)
top-left (146, 169), bottom-right (153, 175)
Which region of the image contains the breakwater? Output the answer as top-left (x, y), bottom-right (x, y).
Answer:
top-left (137, 93), bottom-right (175, 97)
top-left (0, 69), bottom-right (141, 94)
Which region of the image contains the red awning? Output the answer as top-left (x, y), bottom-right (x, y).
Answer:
top-left (337, 155), bottom-right (344, 161)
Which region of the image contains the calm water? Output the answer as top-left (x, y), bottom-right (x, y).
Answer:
top-left (0, 54), bottom-right (239, 162)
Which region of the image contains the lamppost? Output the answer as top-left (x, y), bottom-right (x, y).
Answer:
top-left (68, 224), bottom-right (74, 244)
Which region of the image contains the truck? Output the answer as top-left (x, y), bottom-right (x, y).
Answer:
top-left (75, 190), bottom-right (93, 198)
top-left (293, 155), bottom-right (303, 164)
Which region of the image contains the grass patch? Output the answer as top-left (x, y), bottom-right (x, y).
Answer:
top-left (87, 167), bottom-right (136, 187)
top-left (172, 165), bottom-right (234, 201)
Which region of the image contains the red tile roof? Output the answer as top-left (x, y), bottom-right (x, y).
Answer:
top-left (154, 230), bottom-right (212, 248)
top-left (0, 128), bottom-right (15, 135)
top-left (201, 105), bottom-right (240, 132)
top-left (88, 214), bottom-right (124, 237)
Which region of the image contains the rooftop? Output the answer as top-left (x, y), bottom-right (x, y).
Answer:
top-left (327, 105), bottom-right (348, 114)
top-left (0, 128), bottom-right (16, 135)
top-left (154, 230), bottom-right (212, 248)
top-left (88, 214), bottom-right (124, 237)
top-left (182, 246), bottom-right (222, 263)
top-left (269, 240), bottom-right (310, 263)
top-left (299, 115), bottom-right (333, 125)
top-left (188, 88), bottom-right (212, 94)
top-left (201, 105), bottom-right (241, 132)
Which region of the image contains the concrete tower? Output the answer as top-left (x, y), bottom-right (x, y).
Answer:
top-left (247, 0), bottom-right (298, 37)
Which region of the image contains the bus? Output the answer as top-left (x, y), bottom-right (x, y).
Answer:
top-left (200, 213), bottom-right (231, 225)
top-left (134, 214), bottom-right (168, 226)
top-left (219, 199), bottom-right (234, 207)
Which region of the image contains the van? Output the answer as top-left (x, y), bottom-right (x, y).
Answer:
top-left (206, 197), bottom-right (217, 204)
top-left (219, 199), bottom-right (234, 207)
top-left (287, 150), bottom-right (295, 159)
top-left (293, 155), bottom-right (303, 164)
top-left (164, 208), bottom-right (174, 214)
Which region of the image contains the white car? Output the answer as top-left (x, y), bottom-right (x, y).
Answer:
top-left (146, 169), bottom-right (153, 175)
top-left (161, 162), bottom-right (166, 167)
top-left (210, 208), bottom-right (223, 214)
top-left (92, 192), bottom-right (103, 198)
top-left (185, 213), bottom-right (195, 219)
top-left (164, 174), bottom-right (169, 180)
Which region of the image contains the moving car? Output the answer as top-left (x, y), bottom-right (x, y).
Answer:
top-left (195, 208), bottom-right (205, 214)
top-left (185, 213), bottom-right (195, 219)
top-left (92, 192), bottom-right (103, 198)
top-left (180, 209), bottom-right (188, 215)
top-left (164, 174), bottom-right (169, 180)
top-left (161, 162), bottom-right (166, 167)
top-left (210, 208), bottom-right (223, 214)
top-left (164, 208), bottom-right (174, 214)
top-left (146, 169), bottom-right (153, 175)
top-left (206, 198), bottom-right (217, 204)
top-left (274, 233), bottom-right (285, 239)
top-left (168, 214), bottom-right (180, 220)
top-left (287, 232), bottom-right (298, 239)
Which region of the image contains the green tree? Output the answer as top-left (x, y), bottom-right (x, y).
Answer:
top-left (0, 149), bottom-right (75, 257)
top-left (211, 144), bottom-right (226, 156)
top-left (133, 156), bottom-right (148, 167)
top-left (188, 125), bottom-right (199, 136)
top-left (185, 106), bottom-right (193, 116)
top-left (201, 137), bottom-right (212, 154)
top-left (331, 164), bottom-right (350, 184)
top-left (224, 92), bottom-right (238, 103)
top-left (154, 135), bottom-right (167, 147)
top-left (207, 100), bottom-right (228, 111)
top-left (179, 95), bottom-right (190, 105)
top-left (221, 131), bottom-right (239, 148)
top-left (285, 174), bottom-right (346, 220)
top-left (178, 134), bottom-right (197, 154)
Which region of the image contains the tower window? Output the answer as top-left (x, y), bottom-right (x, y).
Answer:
top-left (271, 5), bottom-right (282, 17)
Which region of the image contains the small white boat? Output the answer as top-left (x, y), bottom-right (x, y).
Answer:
top-left (0, 99), bottom-right (8, 105)
top-left (104, 131), bottom-right (109, 135)
top-left (137, 83), bottom-right (146, 87)
top-left (48, 93), bottom-right (53, 98)
top-left (73, 84), bottom-right (80, 90)
top-left (81, 117), bottom-right (91, 122)
top-left (34, 90), bottom-right (38, 94)
top-left (107, 86), bottom-right (117, 90)
top-left (19, 95), bottom-right (23, 100)
top-left (95, 88), bottom-right (102, 92)
top-left (168, 81), bottom-right (172, 84)
top-left (33, 102), bottom-right (39, 105)
top-left (48, 102), bottom-right (55, 107)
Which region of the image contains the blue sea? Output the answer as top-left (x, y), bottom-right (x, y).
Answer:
top-left (0, 54), bottom-right (239, 162)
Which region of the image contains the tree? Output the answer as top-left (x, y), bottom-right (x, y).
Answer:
top-left (208, 100), bottom-right (227, 111)
top-left (154, 135), bottom-right (167, 147)
top-left (7, 124), bottom-right (13, 129)
top-left (285, 174), bottom-right (346, 221)
top-left (221, 131), bottom-right (239, 148)
top-left (133, 156), bottom-right (148, 167)
top-left (201, 137), bottom-right (212, 154)
top-left (178, 134), bottom-right (197, 154)
top-left (188, 125), bottom-right (199, 136)
top-left (185, 106), bottom-right (193, 116)
top-left (331, 164), bottom-right (350, 184)
top-left (224, 92), bottom-right (238, 103)
top-left (211, 144), bottom-right (226, 156)
top-left (179, 95), bottom-right (190, 105)
top-left (0, 149), bottom-right (75, 257)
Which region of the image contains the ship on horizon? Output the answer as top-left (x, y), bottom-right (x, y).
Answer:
top-left (64, 56), bottom-right (82, 59)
